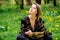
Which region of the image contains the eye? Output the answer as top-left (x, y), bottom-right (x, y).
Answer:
top-left (33, 7), bottom-right (36, 9)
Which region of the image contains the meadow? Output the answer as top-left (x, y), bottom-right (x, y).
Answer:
top-left (0, 4), bottom-right (60, 40)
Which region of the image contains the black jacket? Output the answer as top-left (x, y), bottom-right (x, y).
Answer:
top-left (20, 16), bottom-right (46, 34)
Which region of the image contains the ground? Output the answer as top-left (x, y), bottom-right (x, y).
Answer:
top-left (0, 4), bottom-right (60, 40)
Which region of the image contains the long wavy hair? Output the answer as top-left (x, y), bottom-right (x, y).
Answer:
top-left (34, 3), bottom-right (42, 20)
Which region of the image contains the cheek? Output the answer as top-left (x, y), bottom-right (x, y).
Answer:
top-left (29, 8), bottom-right (37, 14)
top-left (32, 9), bottom-right (37, 13)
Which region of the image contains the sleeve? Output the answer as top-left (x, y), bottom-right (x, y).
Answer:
top-left (20, 19), bottom-right (30, 34)
top-left (39, 18), bottom-right (53, 35)
top-left (39, 18), bottom-right (46, 32)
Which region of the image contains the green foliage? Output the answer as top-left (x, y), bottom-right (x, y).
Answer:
top-left (0, 4), bottom-right (60, 40)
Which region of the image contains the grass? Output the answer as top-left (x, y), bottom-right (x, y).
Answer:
top-left (0, 4), bottom-right (60, 40)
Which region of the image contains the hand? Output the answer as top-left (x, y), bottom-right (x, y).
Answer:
top-left (25, 30), bottom-right (32, 35)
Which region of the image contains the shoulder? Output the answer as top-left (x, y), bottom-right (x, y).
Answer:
top-left (21, 16), bottom-right (29, 23)
top-left (39, 17), bottom-right (44, 23)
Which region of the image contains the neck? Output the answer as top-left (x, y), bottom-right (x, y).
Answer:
top-left (30, 14), bottom-right (37, 20)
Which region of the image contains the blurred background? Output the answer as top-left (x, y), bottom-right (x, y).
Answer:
top-left (0, 0), bottom-right (60, 40)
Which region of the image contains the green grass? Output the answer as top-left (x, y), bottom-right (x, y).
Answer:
top-left (0, 4), bottom-right (60, 40)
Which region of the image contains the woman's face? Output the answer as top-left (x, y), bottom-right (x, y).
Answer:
top-left (29, 4), bottom-right (37, 15)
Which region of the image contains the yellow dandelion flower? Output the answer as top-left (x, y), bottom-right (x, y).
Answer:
top-left (43, 16), bottom-right (47, 19)
top-left (8, 26), bottom-right (10, 29)
top-left (50, 18), bottom-right (52, 20)
top-left (57, 15), bottom-right (60, 18)
top-left (54, 10), bottom-right (57, 13)
top-left (55, 28), bottom-right (58, 30)
top-left (55, 24), bottom-right (59, 27)
top-left (56, 37), bottom-right (58, 40)
top-left (52, 28), bottom-right (54, 30)
top-left (49, 30), bottom-right (51, 32)
top-left (49, 28), bottom-right (51, 30)
top-left (43, 16), bottom-right (45, 18)
top-left (15, 31), bottom-right (17, 33)
top-left (49, 28), bottom-right (51, 32)
top-left (15, 16), bottom-right (18, 18)
top-left (45, 23), bottom-right (48, 25)
top-left (48, 17), bottom-right (53, 22)
top-left (26, 11), bottom-right (29, 14)
top-left (46, 11), bottom-right (48, 14)
top-left (46, 16), bottom-right (48, 19)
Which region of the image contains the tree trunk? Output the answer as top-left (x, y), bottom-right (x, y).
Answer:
top-left (20, 0), bottom-right (24, 9)
top-left (10, 0), bottom-right (16, 5)
top-left (15, 0), bottom-right (24, 9)
top-left (46, 0), bottom-right (50, 4)
top-left (15, 0), bottom-right (19, 5)
top-left (41, 0), bottom-right (44, 5)
top-left (26, 0), bottom-right (32, 5)
top-left (44, 0), bottom-right (46, 4)
top-left (36, 0), bottom-right (41, 4)
top-left (54, 0), bottom-right (56, 6)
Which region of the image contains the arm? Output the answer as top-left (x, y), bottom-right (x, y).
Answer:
top-left (29, 18), bottom-right (46, 37)
top-left (38, 18), bottom-right (46, 34)
top-left (20, 18), bottom-right (33, 36)
top-left (21, 19), bottom-right (29, 34)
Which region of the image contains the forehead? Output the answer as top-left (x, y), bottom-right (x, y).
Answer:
top-left (32, 4), bottom-right (36, 8)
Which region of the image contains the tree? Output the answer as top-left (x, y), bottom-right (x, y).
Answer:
top-left (54, 0), bottom-right (56, 6)
top-left (25, 0), bottom-right (32, 5)
top-left (41, 0), bottom-right (44, 5)
top-left (46, 0), bottom-right (50, 4)
top-left (44, 0), bottom-right (50, 4)
top-left (0, 0), bottom-right (4, 6)
top-left (15, 0), bottom-right (19, 5)
top-left (36, 0), bottom-right (41, 4)
top-left (44, 0), bottom-right (46, 4)
top-left (20, 0), bottom-right (24, 9)
top-left (15, 0), bottom-right (24, 9)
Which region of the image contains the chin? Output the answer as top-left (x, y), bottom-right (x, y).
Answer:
top-left (29, 12), bottom-right (32, 14)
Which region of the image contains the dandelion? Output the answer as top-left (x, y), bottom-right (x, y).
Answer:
top-left (48, 17), bottom-right (53, 22)
top-left (49, 28), bottom-right (51, 32)
top-left (50, 18), bottom-right (52, 20)
top-left (54, 10), bottom-right (57, 13)
top-left (46, 16), bottom-right (48, 19)
top-left (57, 15), bottom-right (60, 18)
top-left (26, 11), bottom-right (29, 14)
top-left (15, 16), bottom-right (19, 19)
top-left (55, 24), bottom-right (59, 27)
top-left (8, 26), bottom-right (10, 29)
top-left (42, 16), bottom-right (45, 18)
top-left (45, 11), bottom-right (48, 14)
top-left (45, 22), bottom-right (48, 25)
top-left (15, 31), bottom-right (17, 33)
top-left (56, 37), bottom-right (58, 40)
top-left (55, 28), bottom-right (58, 30)
top-left (49, 30), bottom-right (51, 32)
top-left (49, 28), bottom-right (51, 30)
top-left (52, 28), bottom-right (54, 30)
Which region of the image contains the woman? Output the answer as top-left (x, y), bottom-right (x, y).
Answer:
top-left (17, 3), bottom-right (52, 40)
